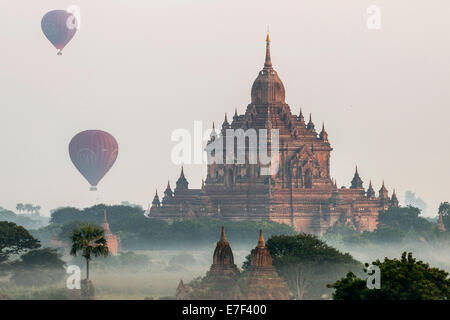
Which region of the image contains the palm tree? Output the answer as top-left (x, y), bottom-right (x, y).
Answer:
top-left (70, 223), bottom-right (109, 280)
top-left (16, 203), bottom-right (24, 213)
top-left (24, 203), bottom-right (33, 214)
top-left (30, 205), bottom-right (41, 215)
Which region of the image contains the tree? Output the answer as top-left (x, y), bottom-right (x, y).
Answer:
top-left (29, 224), bottom-right (62, 248)
top-left (58, 221), bottom-right (84, 243)
top-left (16, 203), bottom-right (24, 214)
top-left (31, 205), bottom-right (41, 215)
top-left (0, 209), bottom-right (16, 221)
top-left (243, 234), bottom-right (361, 299)
top-left (70, 223), bottom-right (109, 280)
top-left (9, 248), bottom-right (66, 286)
top-left (377, 206), bottom-right (433, 234)
top-left (328, 252), bottom-right (450, 300)
top-left (439, 202), bottom-right (450, 231)
top-left (0, 221), bottom-right (40, 264)
top-left (363, 225), bottom-right (405, 243)
top-left (50, 207), bottom-right (83, 224)
top-left (48, 204), bottom-right (296, 250)
top-left (24, 203), bottom-right (33, 214)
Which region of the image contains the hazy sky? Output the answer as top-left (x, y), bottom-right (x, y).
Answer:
top-left (1, 0), bottom-right (449, 217)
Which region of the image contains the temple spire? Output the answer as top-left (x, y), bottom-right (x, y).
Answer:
top-left (176, 166), bottom-right (189, 191)
top-left (391, 188), bottom-right (399, 207)
top-left (222, 113), bottom-right (229, 130)
top-left (220, 225), bottom-right (227, 242)
top-left (299, 108), bottom-right (305, 124)
top-left (102, 210), bottom-right (111, 235)
top-left (212, 226), bottom-right (235, 267)
top-left (438, 210), bottom-right (446, 232)
top-left (307, 113), bottom-right (315, 132)
top-left (257, 229), bottom-right (265, 248)
top-left (180, 166), bottom-right (185, 178)
top-left (152, 189), bottom-right (161, 208)
top-left (264, 32), bottom-right (272, 69)
top-left (162, 180), bottom-right (173, 203)
top-left (209, 122), bottom-right (217, 140)
top-left (379, 180), bottom-right (389, 204)
top-left (350, 165), bottom-right (363, 189)
top-left (319, 122), bottom-right (328, 142)
top-left (367, 180), bottom-right (376, 198)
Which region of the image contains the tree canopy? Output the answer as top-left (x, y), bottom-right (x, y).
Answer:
top-left (0, 221), bottom-right (40, 263)
top-left (439, 202), bottom-right (450, 230)
top-left (322, 206), bottom-right (443, 247)
top-left (377, 206), bottom-right (433, 234)
top-left (9, 248), bottom-right (66, 286)
top-left (46, 204), bottom-right (296, 249)
top-left (328, 252), bottom-right (450, 300)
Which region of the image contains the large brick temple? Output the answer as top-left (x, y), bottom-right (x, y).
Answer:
top-left (149, 34), bottom-right (399, 235)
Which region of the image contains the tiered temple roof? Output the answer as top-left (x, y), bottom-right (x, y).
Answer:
top-left (150, 33), bottom-right (400, 235)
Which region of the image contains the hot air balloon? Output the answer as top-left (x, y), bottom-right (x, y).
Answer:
top-left (69, 130), bottom-right (118, 191)
top-left (41, 10), bottom-right (78, 55)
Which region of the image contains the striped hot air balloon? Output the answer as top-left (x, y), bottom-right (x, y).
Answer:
top-left (69, 130), bottom-right (118, 191)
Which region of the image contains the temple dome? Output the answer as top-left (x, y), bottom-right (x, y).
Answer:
top-left (251, 34), bottom-right (286, 104)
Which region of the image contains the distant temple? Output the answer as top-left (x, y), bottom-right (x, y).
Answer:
top-left (238, 230), bottom-right (290, 300)
top-left (438, 210), bottom-right (446, 232)
top-left (150, 34), bottom-right (399, 235)
top-left (176, 227), bottom-right (289, 300)
top-left (102, 211), bottom-right (120, 256)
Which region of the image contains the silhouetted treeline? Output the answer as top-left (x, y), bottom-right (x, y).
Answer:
top-left (0, 207), bottom-right (48, 230)
top-left (44, 204), bottom-right (296, 249)
top-left (323, 206), bottom-right (450, 247)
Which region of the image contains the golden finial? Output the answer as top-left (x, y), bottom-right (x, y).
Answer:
top-left (257, 229), bottom-right (265, 248)
top-left (220, 225), bottom-right (227, 242)
top-left (264, 28), bottom-right (272, 69)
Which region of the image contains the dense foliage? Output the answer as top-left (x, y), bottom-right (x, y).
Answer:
top-left (328, 252), bottom-right (450, 300)
top-left (46, 204), bottom-right (296, 249)
top-left (0, 221), bottom-right (40, 263)
top-left (322, 206), bottom-right (448, 247)
top-left (440, 202), bottom-right (450, 231)
top-left (378, 206), bottom-right (433, 234)
top-left (9, 248), bottom-right (66, 287)
top-left (0, 208), bottom-right (48, 230)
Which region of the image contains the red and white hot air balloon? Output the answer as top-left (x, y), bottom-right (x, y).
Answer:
top-left (69, 130), bottom-right (118, 191)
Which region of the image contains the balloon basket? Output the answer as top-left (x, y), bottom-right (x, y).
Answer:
top-left (90, 186), bottom-right (97, 191)
top-left (57, 50), bottom-right (62, 56)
